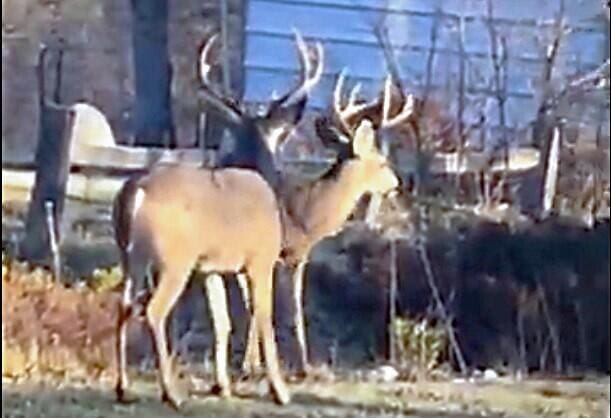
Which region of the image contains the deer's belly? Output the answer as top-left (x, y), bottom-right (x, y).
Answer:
top-left (194, 249), bottom-right (245, 274)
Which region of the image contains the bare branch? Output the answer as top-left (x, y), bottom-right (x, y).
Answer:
top-left (372, 9), bottom-right (404, 90)
top-left (415, 204), bottom-right (468, 376)
top-left (423, 6), bottom-right (441, 107)
top-left (536, 278), bottom-right (563, 374)
top-left (455, 14), bottom-right (467, 194)
top-left (542, 126), bottom-right (561, 217)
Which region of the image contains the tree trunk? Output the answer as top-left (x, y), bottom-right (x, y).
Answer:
top-left (130, 0), bottom-right (175, 148)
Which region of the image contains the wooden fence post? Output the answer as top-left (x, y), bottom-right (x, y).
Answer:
top-left (20, 44), bottom-right (73, 265)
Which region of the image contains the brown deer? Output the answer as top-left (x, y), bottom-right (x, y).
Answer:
top-left (199, 30), bottom-right (323, 190)
top-left (239, 72), bottom-right (408, 376)
top-left (325, 70), bottom-right (458, 154)
top-left (112, 31), bottom-right (323, 408)
top-left (231, 64), bottom-right (540, 376)
top-left (112, 165), bottom-right (288, 407)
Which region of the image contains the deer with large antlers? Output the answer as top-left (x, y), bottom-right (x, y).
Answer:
top-left (199, 30), bottom-right (323, 189)
top-left (325, 69), bottom-right (459, 154)
top-left (238, 71), bottom-right (409, 376)
top-left (111, 31), bottom-right (323, 407)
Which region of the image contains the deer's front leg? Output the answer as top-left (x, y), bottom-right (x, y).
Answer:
top-left (205, 273), bottom-right (232, 398)
top-left (249, 264), bottom-right (290, 405)
top-left (292, 259), bottom-right (310, 377)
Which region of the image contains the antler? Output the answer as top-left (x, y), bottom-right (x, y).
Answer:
top-left (380, 74), bottom-right (414, 129)
top-left (199, 34), bottom-right (220, 94)
top-left (270, 29), bottom-right (324, 109)
top-left (333, 69), bottom-right (380, 134)
top-left (198, 34), bottom-right (242, 124)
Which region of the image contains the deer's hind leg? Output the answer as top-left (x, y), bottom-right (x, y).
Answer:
top-left (237, 272), bottom-right (262, 378)
top-left (115, 276), bottom-right (133, 402)
top-left (145, 262), bottom-right (191, 409)
top-left (115, 250), bottom-right (149, 402)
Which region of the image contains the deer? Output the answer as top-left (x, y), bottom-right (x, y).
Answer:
top-left (237, 71), bottom-right (410, 377)
top-left (111, 165), bottom-right (289, 408)
top-left (321, 69), bottom-right (457, 154)
top-left (199, 30), bottom-right (323, 190)
top-left (218, 51), bottom-right (540, 376)
top-left (195, 33), bottom-right (407, 375)
top-left (111, 31), bottom-right (323, 408)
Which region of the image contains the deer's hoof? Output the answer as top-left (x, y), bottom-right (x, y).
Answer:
top-left (289, 365), bottom-right (312, 382)
top-left (115, 384), bottom-right (138, 404)
top-left (210, 383), bottom-right (232, 398)
top-left (239, 367), bottom-right (265, 382)
top-left (271, 383), bottom-right (291, 406)
top-left (161, 389), bottom-right (185, 410)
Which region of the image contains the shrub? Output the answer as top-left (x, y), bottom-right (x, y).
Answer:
top-left (87, 265), bottom-right (122, 292)
top-left (393, 316), bottom-right (449, 380)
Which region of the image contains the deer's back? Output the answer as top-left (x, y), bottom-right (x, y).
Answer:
top-left (132, 165), bottom-right (282, 270)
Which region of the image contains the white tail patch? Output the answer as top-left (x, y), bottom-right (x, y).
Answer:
top-left (127, 187), bottom-right (146, 252)
top-left (132, 187), bottom-right (146, 220)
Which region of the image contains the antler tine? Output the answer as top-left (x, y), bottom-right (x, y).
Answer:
top-left (348, 82), bottom-right (363, 106)
top-left (333, 69), bottom-right (379, 134)
top-left (333, 68), bottom-right (347, 114)
top-left (294, 29), bottom-right (312, 80)
top-left (333, 69), bottom-right (352, 133)
top-left (295, 38), bottom-right (324, 96)
top-left (197, 33), bottom-right (242, 124)
top-left (382, 74), bottom-right (393, 124)
top-left (294, 28), bottom-right (325, 91)
top-left (380, 74), bottom-right (414, 129)
top-left (310, 41), bottom-right (325, 88)
top-left (199, 34), bottom-right (219, 89)
top-left (273, 29), bottom-right (324, 107)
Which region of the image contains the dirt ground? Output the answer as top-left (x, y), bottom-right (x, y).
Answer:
top-left (2, 271), bottom-right (609, 418)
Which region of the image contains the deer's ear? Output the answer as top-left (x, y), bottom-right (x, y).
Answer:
top-left (315, 116), bottom-right (353, 160)
top-left (352, 119), bottom-right (376, 158)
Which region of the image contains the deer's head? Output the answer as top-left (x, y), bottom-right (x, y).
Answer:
top-left (350, 119), bottom-right (400, 194)
top-left (315, 71), bottom-right (407, 195)
top-left (198, 31), bottom-right (324, 168)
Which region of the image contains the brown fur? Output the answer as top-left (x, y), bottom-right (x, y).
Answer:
top-left (242, 120), bottom-right (399, 375)
top-left (113, 164), bottom-right (290, 407)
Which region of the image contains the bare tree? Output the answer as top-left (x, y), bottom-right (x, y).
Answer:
top-left (130, 0), bottom-right (175, 148)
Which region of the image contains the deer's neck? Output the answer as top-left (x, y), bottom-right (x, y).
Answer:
top-left (281, 161), bottom-right (369, 262)
top-left (218, 124), bottom-right (280, 190)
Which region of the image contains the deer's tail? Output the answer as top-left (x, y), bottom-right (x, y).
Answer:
top-left (112, 176), bottom-right (145, 256)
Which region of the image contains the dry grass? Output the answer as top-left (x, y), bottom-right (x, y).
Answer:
top-left (2, 375), bottom-right (609, 418)
top-left (2, 265), bottom-right (120, 380)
